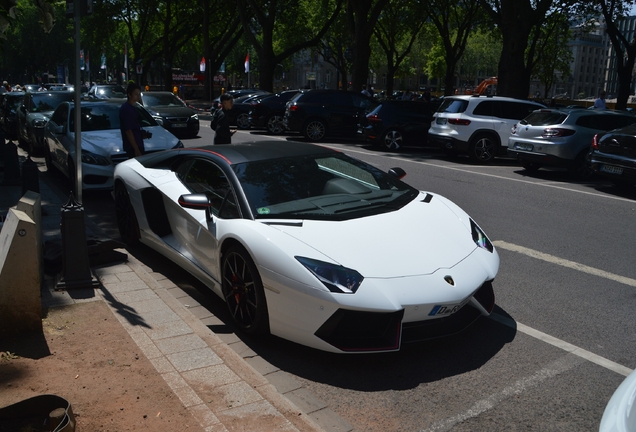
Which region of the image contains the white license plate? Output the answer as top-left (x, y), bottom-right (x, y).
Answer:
top-left (514, 143), bottom-right (534, 151)
top-left (172, 123), bottom-right (187, 128)
top-left (436, 117), bottom-right (447, 125)
top-left (600, 164), bottom-right (623, 175)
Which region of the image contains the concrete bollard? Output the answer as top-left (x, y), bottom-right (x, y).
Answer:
top-left (1, 141), bottom-right (21, 185)
top-left (21, 157), bottom-right (40, 195)
top-left (0, 207), bottom-right (41, 336)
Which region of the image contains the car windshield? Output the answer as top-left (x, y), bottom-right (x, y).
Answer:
top-left (95, 86), bottom-right (126, 98)
top-left (233, 152), bottom-right (418, 221)
top-left (519, 111), bottom-right (567, 126)
top-left (69, 103), bottom-right (158, 132)
top-left (437, 98), bottom-right (468, 114)
top-left (30, 92), bottom-right (74, 113)
top-left (142, 93), bottom-right (185, 107)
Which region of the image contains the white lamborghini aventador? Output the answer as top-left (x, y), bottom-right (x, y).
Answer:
top-left (113, 140), bottom-right (499, 353)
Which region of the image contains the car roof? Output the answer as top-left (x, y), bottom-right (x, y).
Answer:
top-left (533, 108), bottom-right (630, 116)
top-left (138, 140), bottom-right (337, 167)
top-left (446, 95), bottom-right (543, 104)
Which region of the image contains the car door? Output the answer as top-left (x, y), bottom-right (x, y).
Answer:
top-left (172, 159), bottom-right (241, 279)
top-left (325, 92), bottom-right (356, 134)
top-left (46, 104), bottom-right (70, 172)
top-left (494, 101), bottom-right (542, 147)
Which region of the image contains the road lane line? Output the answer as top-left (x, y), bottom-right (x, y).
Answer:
top-left (493, 240), bottom-right (636, 288)
top-left (489, 313), bottom-right (633, 377)
top-left (420, 354), bottom-right (586, 432)
top-left (340, 147), bottom-right (636, 203)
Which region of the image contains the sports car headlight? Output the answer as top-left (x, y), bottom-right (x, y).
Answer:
top-left (190, 113), bottom-right (199, 120)
top-left (470, 219), bottom-right (494, 253)
top-left (296, 257), bottom-right (363, 294)
top-left (81, 150), bottom-right (110, 166)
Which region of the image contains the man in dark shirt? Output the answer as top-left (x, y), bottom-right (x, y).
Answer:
top-left (119, 82), bottom-right (145, 157)
top-left (211, 93), bottom-right (236, 144)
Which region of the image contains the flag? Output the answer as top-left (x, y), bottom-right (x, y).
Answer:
top-left (244, 52), bottom-right (249, 73)
top-left (124, 43), bottom-right (128, 69)
top-left (200, 56), bottom-right (206, 72)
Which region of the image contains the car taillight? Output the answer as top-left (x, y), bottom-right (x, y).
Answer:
top-left (288, 105), bottom-right (299, 112)
top-left (448, 118), bottom-right (471, 126)
top-left (591, 133), bottom-right (600, 149)
top-left (542, 128), bottom-right (575, 138)
top-left (367, 113), bottom-right (381, 123)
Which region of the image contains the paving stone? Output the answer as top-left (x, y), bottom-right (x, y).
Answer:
top-left (149, 356), bottom-right (176, 374)
top-left (167, 347), bottom-right (223, 372)
top-left (182, 364), bottom-right (241, 389)
top-left (155, 333), bottom-right (208, 355)
top-left (227, 340), bottom-right (257, 358)
top-left (244, 356), bottom-right (280, 376)
top-left (162, 370), bottom-right (189, 390)
top-left (114, 288), bottom-right (159, 304)
top-left (173, 385), bottom-right (204, 407)
top-left (263, 370), bottom-right (302, 394)
top-left (285, 387), bottom-right (328, 414)
top-left (188, 305), bottom-right (214, 319)
top-left (309, 407), bottom-right (354, 432)
top-left (188, 404), bottom-right (221, 428)
top-left (143, 319), bottom-right (194, 340)
top-left (215, 399), bottom-right (298, 432)
top-left (206, 381), bottom-right (264, 412)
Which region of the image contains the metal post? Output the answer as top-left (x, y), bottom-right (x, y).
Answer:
top-left (74, 0), bottom-right (83, 202)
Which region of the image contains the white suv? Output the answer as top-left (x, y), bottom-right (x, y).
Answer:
top-left (428, 95), bottom-right (545, 163)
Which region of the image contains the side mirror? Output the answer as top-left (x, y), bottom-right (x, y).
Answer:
top-left (178, 193), bottom-right (213, 220)
top-left (53, 124), bottom-right (64, 134)
top-left (388, 167), bottom-right (406, 179)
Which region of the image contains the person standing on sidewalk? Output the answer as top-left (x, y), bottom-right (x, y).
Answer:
top-left (210, 93), bottom-right (236, 144)
top-left (119, 82), bottom-right (145, 158)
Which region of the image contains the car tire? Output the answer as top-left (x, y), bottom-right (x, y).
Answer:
top-left (221, 244), bottom-right (269, 335)
top-left (114, 182), bottom-right (140, 246)
top-left (266, 115), bottom-right (285, 134)
top-left (568, 151), bottom-right (594, 180)
top-left (521, 162), bottom-right (542, 172)
top-left (382, 129), bottom-right (404, 151)
top-left (303, 119), bottom-right (327, 141)
top-left (236, 113), bottom-right (250, 130)
top-left (469, 133), bottom-right (498, 164)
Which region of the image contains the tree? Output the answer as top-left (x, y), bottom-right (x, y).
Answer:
top-left (577, 0), bottom-right (636, 109)
top-left (237, 0), bottom-right (343, 92)
top-left (479, 0), bottom-right (575, 99)
top-left (425, 0), bottom-right (483, 96)
top-left (373, 0), bottom-right (426, 96)
top-left (531, 12), bottom-right (573, 99)
top-left (456, 29), bottom-right (501, 90)
top-left (346, 0), bottom-right (390, 92)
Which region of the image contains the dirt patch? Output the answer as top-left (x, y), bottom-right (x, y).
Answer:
top-left (0, 301), bottom-right (204, 431)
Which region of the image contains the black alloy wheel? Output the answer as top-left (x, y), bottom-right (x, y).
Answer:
top-left (221, 245), bottom-right (269, 335)
top-left (114, 182), bottom-right (140, 245)
top-left (382, 129), bottom-right (404, 151)
top-left (469, 134), bottom-right (497, 163)
top-left (236, 113), bottom-right (250, 130)
top-left (303, 119), bottom-right (327, 141)
top-left (266, 115), bottom-right (285, 134)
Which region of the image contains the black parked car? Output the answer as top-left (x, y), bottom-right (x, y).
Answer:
top-left (589, 124), bottom-right (636, 187)
top-left (86, 84), bottom-right (126, 100)
top-left (0, 91), bottom-right (25, 140)
top-left (283, 89), bottom-right (377, 141)
top-left (359, 100), bottom-right (434, 151)
top-left (140, 91), bottom-right (199, 138)
top-left (249, 90), bottom-right (301, 134)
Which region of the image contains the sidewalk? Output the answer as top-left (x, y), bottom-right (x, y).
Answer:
top-left (0, 145), bottom-right (353, 431)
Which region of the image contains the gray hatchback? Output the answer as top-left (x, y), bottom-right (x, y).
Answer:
top-left (507, 108), bottom-right (636, 179)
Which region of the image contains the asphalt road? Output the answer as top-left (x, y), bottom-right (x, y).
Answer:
top-left (42, 122), bottom-right (636, 431)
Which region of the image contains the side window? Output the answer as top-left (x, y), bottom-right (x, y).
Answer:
top-left (50, 105), bottom-right (68, 127)
top-left (472, 101), bottom-right (494, 117)
top-left (330, 92), bottom-right (353, 106)
top-left (351, 94), bottom-right (371, 109)
top-left (607, 115), bottom-right (636, 130)
top-left (181, 160), bottom-right (240, 219)
top-left (576, 115), bottom-right (602, 129)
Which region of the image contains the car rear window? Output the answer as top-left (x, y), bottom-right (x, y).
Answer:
top-left (519, 111), bottom-right (567, 126)
top-left (436, 98), bottom-right (468, 114)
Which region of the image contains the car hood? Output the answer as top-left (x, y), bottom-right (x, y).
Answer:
top-left (145, 106), bottom-right (195, 117)
top-left (78, 126), bottom-right (179, 155)
top-left (267, 193), bottom-right (481, 278)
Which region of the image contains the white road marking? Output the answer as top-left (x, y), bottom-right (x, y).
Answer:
top-left (493, 240), bottom-right (636, 288)
top-left (420, 354), bottom-right (586, 432)
top-left (489, 313), bottom-right (633, 377)
top-left (340, 147), bottom-right (636, 204)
